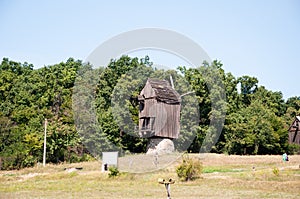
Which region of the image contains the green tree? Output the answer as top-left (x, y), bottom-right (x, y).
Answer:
top-left (178, 60), bottom-right (226, 153)
top-left (224, 99), bottom-right (286, 155)
top-left (237, 75), bottom-right (258, 106)
top-left (0, 58), bottom-right (86, 169)
top-left (284, 96), bottom-right (300, 126)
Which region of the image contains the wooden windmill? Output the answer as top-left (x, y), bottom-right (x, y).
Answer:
top-left (138, 78), bottom-right (181, 141)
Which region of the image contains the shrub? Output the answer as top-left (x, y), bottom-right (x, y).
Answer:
top-left (272, 167), bottom-right (280, 177)
top-left (176, 154), bottom-right (203, 181)
top-left (108, 166), bottom-right (120, 178)
top-left (287, 143), bottom-right (300, 155)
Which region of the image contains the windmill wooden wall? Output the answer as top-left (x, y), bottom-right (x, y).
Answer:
top-left (288, 116), bottom-right (300, 145)
top-left (138, 78), bottom-right (181, 139)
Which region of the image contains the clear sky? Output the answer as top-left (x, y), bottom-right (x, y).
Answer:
top-left (0, 0), bottom-right (299, 99)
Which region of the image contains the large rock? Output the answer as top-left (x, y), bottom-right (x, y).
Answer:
top-left (146, 138), bottom-right (175, 155)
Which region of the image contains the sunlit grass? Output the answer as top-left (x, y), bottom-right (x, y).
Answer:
top-left (1, 154), bottom-right (300, 199)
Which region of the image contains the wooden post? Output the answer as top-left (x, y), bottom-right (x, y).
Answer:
top-left (43, 119), bottom-right (47, 167)
top-left (165, 183), bottom-right (171, 199)
top-left (158, 178), bottom-right (175, 199)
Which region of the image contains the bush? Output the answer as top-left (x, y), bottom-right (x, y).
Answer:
top-left (272, 167), bottom-right (280, 177)
top-left (287, 143), bottom-right (300, 155)
top-left (0, 152), bottom-right (37, 170)
top-left (176, 154), bottom-right (203, 181)
top-left (108, 166), bottom-right (120, 178)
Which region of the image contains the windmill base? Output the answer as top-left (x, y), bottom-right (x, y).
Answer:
top-left (146, 138), bottom-right (175, 155)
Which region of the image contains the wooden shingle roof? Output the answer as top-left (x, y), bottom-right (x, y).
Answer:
top-left (147, 78), bottom-right (181, 104)
top-left (288, 116), bottom-right (300, 132)
top-left (288, 116), bottom-right (300, 145)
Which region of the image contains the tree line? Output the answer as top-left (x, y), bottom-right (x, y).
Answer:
top-left (0, 56), bottom-right (299, 170)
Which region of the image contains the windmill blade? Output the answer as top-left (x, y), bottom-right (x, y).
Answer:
top-left (169, 75), bottom-right (174, 89)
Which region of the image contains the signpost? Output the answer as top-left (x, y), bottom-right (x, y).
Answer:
top-left (158, 178), bottom-right (175, 199)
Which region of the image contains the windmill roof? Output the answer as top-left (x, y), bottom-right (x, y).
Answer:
top-left (288, 116), bottom-right (300, 131)
top-left (147, 78), bottom-right (181, 104)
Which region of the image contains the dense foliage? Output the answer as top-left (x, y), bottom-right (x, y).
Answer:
top-left (0, 58), bottom-right (87, 169)
top-left (0, 56), bottom-right (299, 170)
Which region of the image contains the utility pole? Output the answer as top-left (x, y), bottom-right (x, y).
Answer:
top-left (43, 119), bottom-right (47, 167)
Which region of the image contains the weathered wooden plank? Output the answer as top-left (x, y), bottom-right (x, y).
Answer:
top-left (288, 116), bottom-right (300, 145)
top-left (138, 78), bottom-right (181, 139)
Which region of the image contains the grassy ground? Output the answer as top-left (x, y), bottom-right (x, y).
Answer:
top-left (0, 154), bottom-right (300, 199)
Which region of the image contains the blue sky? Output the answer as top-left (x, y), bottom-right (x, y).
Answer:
top-left (0, 0), bottom-right (299, 99)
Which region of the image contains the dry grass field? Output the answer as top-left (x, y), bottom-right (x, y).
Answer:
top-left (1, 153), bottom-right (300, 199)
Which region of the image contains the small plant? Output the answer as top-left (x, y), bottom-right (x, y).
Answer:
top-left (108, 166), bottom-right (120, 178)
top-left (176, 154), bottom-right (203, 181)
top-left (272, 167), bottom-right (280, 177)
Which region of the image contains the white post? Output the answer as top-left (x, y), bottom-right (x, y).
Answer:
top-left (169, 75), bottom-right (174, 89)
top-left (43, 119), bottom-right (47, 167)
